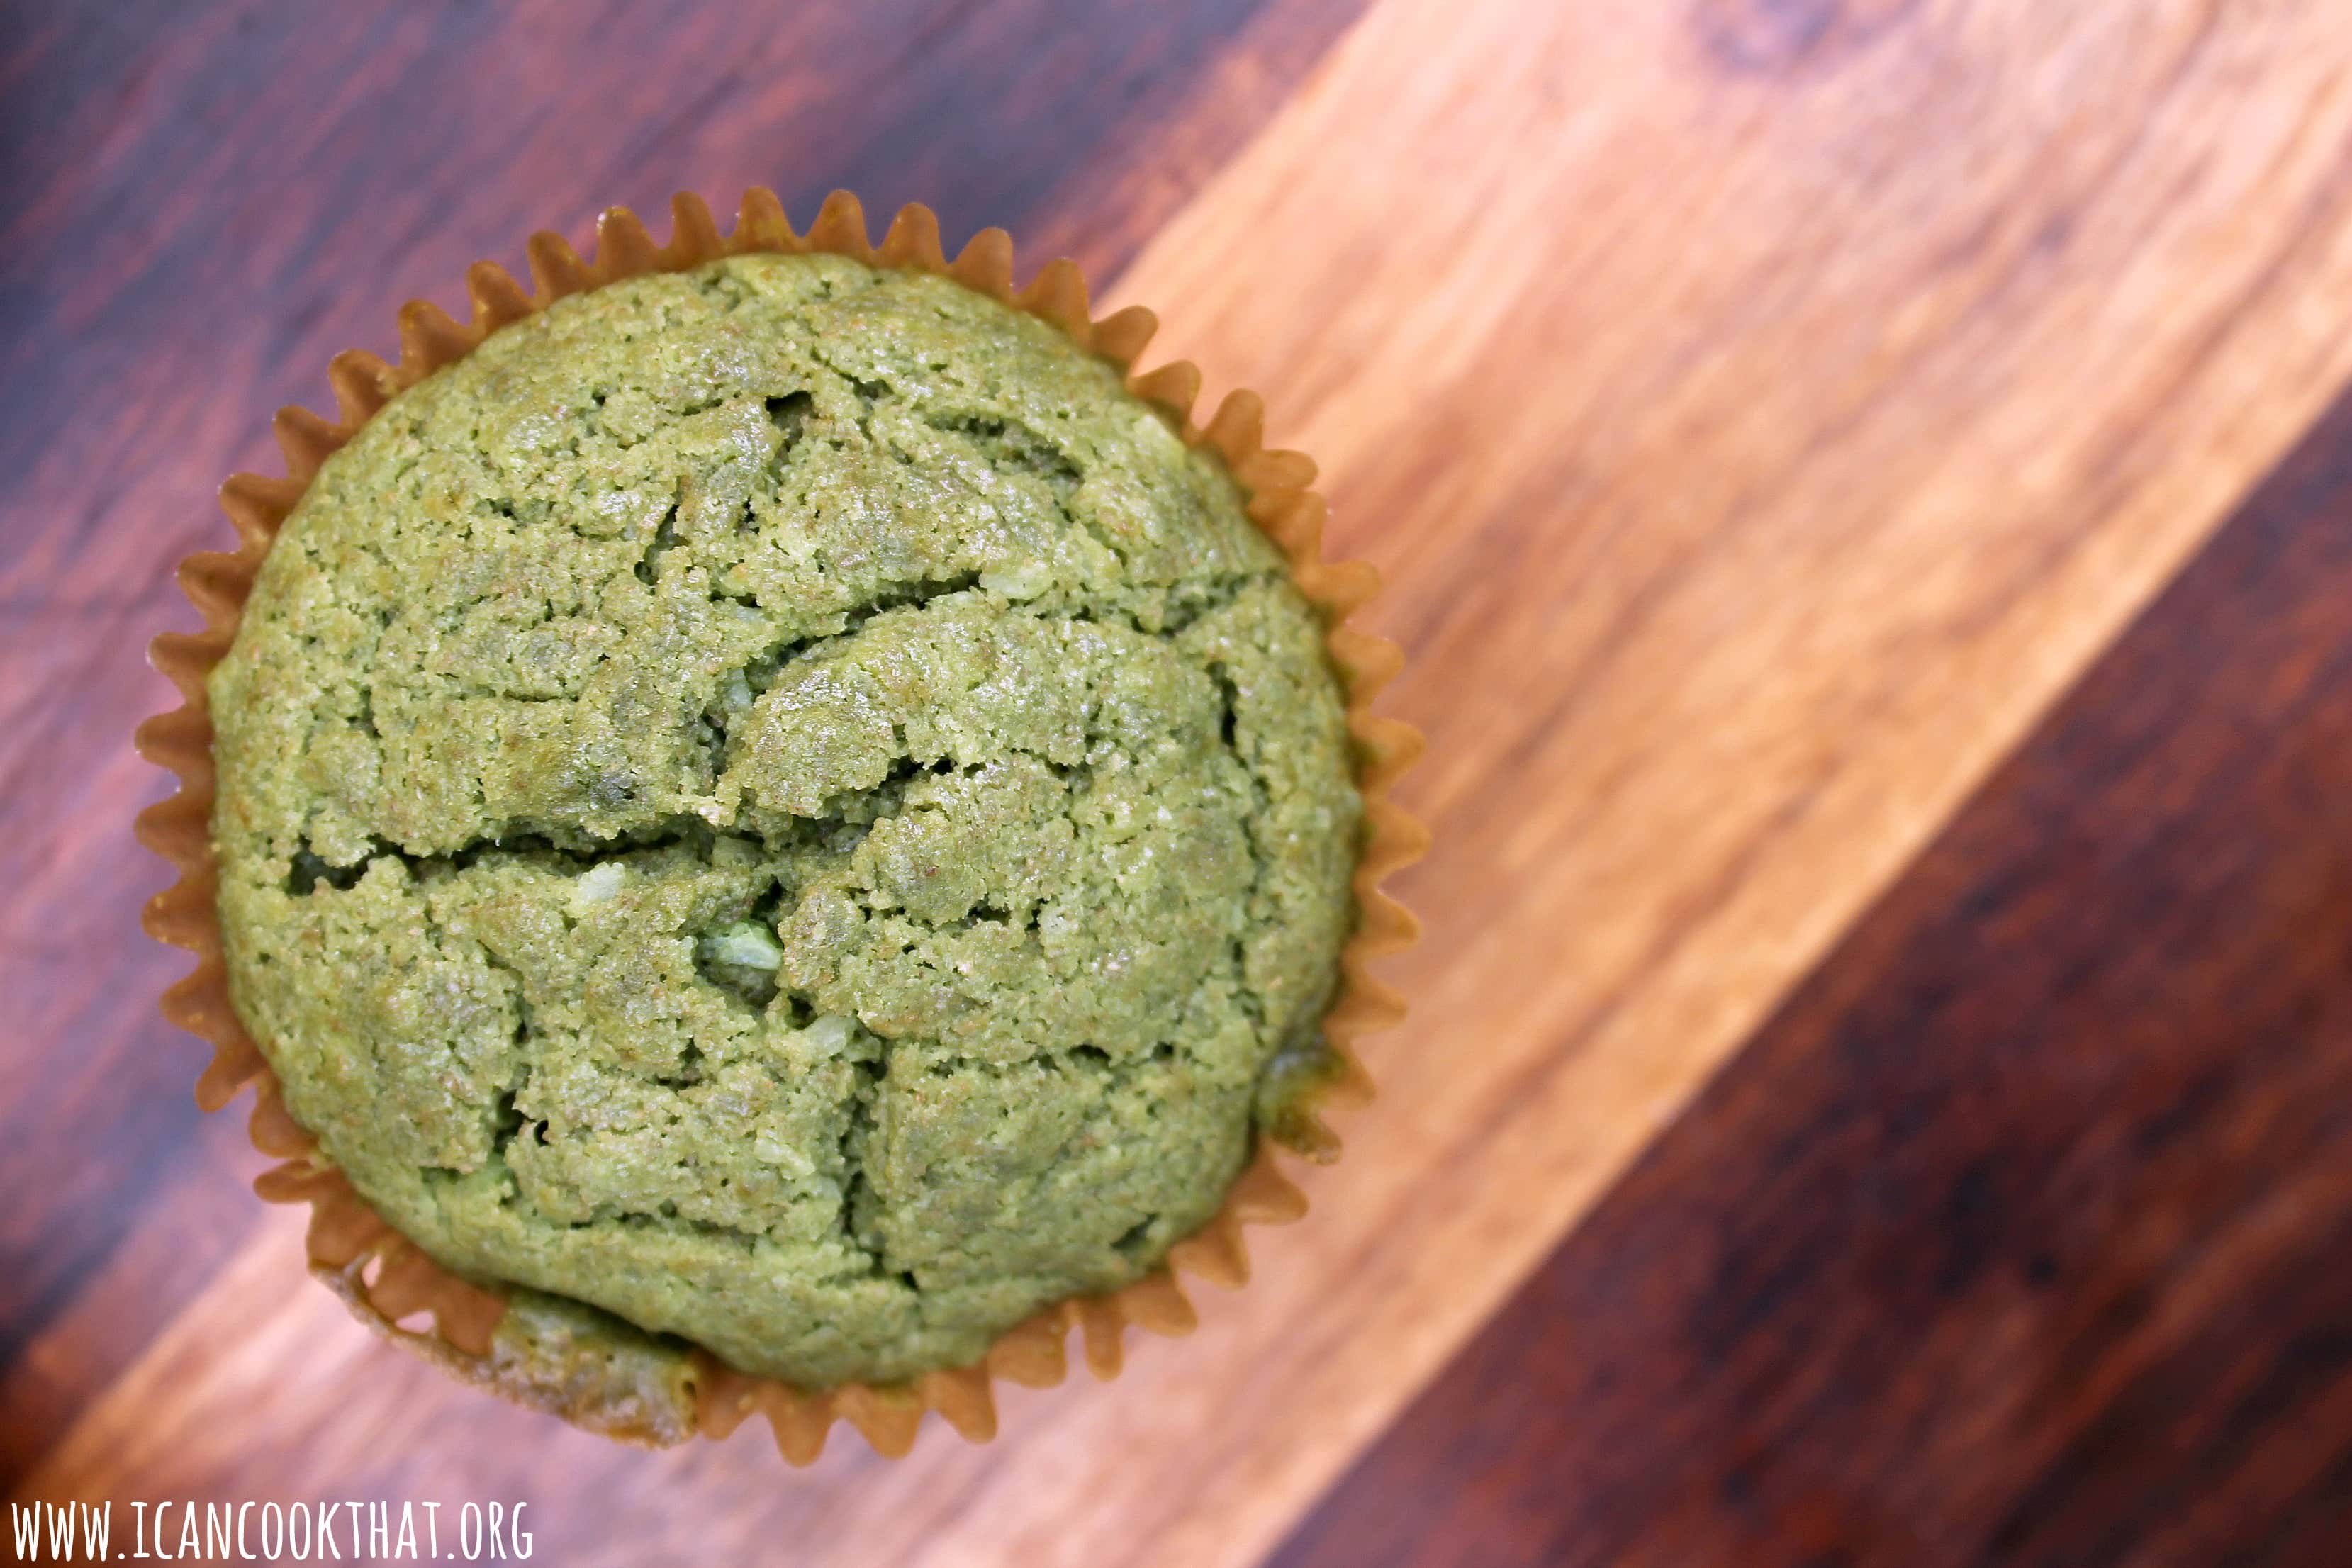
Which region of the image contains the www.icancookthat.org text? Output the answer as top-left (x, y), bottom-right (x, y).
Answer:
top-left (11, 1498), bottom-right (533, 1562)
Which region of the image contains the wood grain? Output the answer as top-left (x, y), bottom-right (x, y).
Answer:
top-left (16, 0), bottom-right (2352, 1565)
top-left (1270, 347), bottom-right (2352, 1568)
top-left (0, 0), bottom-right (1367, 1482)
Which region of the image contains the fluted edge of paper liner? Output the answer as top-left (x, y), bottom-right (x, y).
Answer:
top-left (134, 190), bottom-right (1428, 1465)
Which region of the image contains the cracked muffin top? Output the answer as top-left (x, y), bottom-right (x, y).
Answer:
top-left (208, 251), bottom-right (1360, 1389)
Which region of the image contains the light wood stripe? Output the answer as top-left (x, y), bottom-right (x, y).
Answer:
top-left (30, 2), bottom-right (2352, 1564)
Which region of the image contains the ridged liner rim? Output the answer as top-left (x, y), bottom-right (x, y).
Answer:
top-left (134, 190), bottom-right (1427, 1465)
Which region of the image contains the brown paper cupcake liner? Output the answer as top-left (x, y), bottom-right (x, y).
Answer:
top-left (135, 190), bottom-right (1426, 1464)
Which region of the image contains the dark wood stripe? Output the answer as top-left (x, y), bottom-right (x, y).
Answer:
top-left (0, 0), bottom-right (1365, 1482)
top-left (1269, 370), bottom-right (2352, 1564)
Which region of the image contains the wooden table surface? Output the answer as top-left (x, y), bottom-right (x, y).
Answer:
top-left (10, 1), bottom-right (2352, 1564)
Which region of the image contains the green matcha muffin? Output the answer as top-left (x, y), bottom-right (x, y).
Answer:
top-left (205, 250), bottom-right (1361, 1391)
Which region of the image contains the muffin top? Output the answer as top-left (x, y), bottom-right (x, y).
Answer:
top-left (208, 252), bottom-right (1359, 1387)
